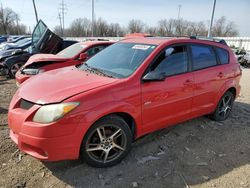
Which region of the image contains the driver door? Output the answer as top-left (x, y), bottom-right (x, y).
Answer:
top-left (141, 44), bottom-right (194, 133)
top-left (32, 20), bottom-right (63, 54)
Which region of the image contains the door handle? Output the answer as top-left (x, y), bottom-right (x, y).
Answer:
top-left (218, 72), bottom-right (224, 78)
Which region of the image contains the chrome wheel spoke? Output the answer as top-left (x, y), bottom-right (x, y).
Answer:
top-left (103, 150), bottom-right (110, 163)
top-left (225, 97), bottom-right (231, 105)
top-left (113, 143), bottom-right (125, 151)
top-left (86, 144), bottom-right (102, 152)
top-left (96, 127), bottom-right (104, 140)
top-left (110, 128), bottom-right (121, 139)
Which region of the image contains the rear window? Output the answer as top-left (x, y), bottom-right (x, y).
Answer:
top-left (191, 45), bottom-right (217, 70)
top-left (215, 47), bottom-right (229, 65)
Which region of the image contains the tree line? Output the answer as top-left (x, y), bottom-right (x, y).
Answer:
top-left (55, 16), bottom-right (238, 38)
top-left (0, 6), bottom-right (238, 38)
top-left (0, 7), bottom-right (27, 35)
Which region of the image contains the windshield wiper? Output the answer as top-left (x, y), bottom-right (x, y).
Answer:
top-left (83, 63), bottom-right (114, 78)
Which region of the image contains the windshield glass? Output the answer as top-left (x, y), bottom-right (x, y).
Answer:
top-left (79, 43), bottom-right (156, 78)
top-left (32, 21), bottom-right (47, 47)
top-left (57, 43), bottom-right (87, 58)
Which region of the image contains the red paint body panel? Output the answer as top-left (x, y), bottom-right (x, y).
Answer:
top-left (15, 41), bottom-right (114, 84)
top-left (8, 37), bottom-right (242, 161)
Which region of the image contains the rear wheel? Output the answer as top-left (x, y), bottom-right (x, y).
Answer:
top-left (210, 91), bottom-right (235, 121)
top-left (8, 62), bottom-right (23, 78)
top-left (80, 115), bottom-right (132, 168)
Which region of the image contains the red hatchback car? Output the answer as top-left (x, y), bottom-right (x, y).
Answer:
top-left (8, 36), bottom-right (241, 167)
top-left (15, 41), bottom-right (113, 84)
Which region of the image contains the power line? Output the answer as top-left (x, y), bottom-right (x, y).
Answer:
top-left (57, 12), bottom-right (63, 36)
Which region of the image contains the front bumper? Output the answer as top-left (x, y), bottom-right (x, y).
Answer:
top-left (8, 97), bottom-right (87, 161)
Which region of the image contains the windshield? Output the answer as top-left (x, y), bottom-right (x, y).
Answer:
top-left (57, 43), bottom-right (87, 58)
top-left (79, 43), bottom-right (156, 78)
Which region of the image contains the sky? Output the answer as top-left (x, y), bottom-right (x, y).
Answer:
top-left (0, 0), bottom-right (250, 36)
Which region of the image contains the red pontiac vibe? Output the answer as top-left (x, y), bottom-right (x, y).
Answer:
top-left (8, 36), bottom-right (241, 167)
top-left (15, 41), bottom-right (113, 84)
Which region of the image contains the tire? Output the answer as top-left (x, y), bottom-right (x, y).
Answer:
top-left (210, 91), bottom-right (235, 121)
top-left (8, 62), bottom-right (24, 78)
top-left (80, 115), bottom-right (133, 168)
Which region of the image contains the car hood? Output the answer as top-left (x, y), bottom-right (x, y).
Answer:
top-left (0, 49), bottom-right (21, 59)
top-left (18, 66), bottom-right (118, 104)
top-left (25, 54), bottom-right (70, 66)
top-left (0, 43), bottom-right (17, 50)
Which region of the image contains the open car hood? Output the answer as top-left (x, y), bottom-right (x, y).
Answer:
top-left (25, 54), bottom-right (70, 66)
top-left (18, 66), bottom-right (117, 104)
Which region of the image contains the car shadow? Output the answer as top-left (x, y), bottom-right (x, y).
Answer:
top-left (43, 101), bottom-right (250, 188)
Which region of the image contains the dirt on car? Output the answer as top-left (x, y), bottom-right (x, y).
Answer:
top-left (0, 69), bottom-right (250, 188)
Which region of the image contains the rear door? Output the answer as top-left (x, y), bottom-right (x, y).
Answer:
top-left (190, 44), bottom-right (225, 116)
top-left (32, 20), bottom-right (63, 54)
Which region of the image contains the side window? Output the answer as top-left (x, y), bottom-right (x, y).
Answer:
top-left (191, 45), bottom-right (217, 70)
top-left (151, 45), bottom-right (188, 76)
top-left (87, 45), bottom-right (106, 57)
top-left (215, 47), bottom-right (229, 65)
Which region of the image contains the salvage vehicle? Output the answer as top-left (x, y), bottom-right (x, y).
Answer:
top-left (8, 36), bottom-right (241, 167)
top-left (15, 41), bottom-right (114, 84)
top-left (0, 20), bottom-right (77, 78)
top-left (0, 36), bottom-right (7, 44)
top-left (0, 37), bottom-right (31, 51)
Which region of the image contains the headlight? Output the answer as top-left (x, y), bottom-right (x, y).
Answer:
top-left (33, 102), bottom-right (80, 124)
top-left (22, 68), bottom-right (44, 75)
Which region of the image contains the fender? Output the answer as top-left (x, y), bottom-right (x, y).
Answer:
top-left (213, 78), bottom-right (237, 109)
top-left (73, 101), bottom-right (142, 152)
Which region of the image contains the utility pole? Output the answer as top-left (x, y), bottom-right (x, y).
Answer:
top-left (16, 14), bottom-right (19, 35)
top-left (58, 13), bottom-right (63, 36)
top-left (208, 0), bottom-right (216, 37)
top-left (32, 0), bottom-right (39, 24)
top-left (59, 0), bottom-right (67, 37)
top-left (91, 0), bottom-right (95, 37)
top-left (178, 4), bottom-right (182, 20)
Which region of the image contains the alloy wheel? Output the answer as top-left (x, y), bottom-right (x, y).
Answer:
top-left (85, 125), bottom-right (127, 164)
top-left (217, 94), bottom-right (233, 118)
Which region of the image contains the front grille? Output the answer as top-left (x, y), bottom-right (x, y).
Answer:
top-left (20, 99), bottom-right (35, 110)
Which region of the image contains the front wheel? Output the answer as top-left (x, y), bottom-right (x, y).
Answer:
top-left (8, 62), bottom-right (24, 78)
top-left (80, 115), bottom-right (132, 168)
top-left (210, 91), bottom-right (235, 121)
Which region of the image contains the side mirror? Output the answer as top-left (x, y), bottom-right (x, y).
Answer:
top-left (79, 53), bottom-right (88, 61)
top-left (142, 71), bottom-right (165, 82)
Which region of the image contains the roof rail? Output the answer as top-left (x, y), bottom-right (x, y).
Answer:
top-left (190, 36), bottom-right (227, 46)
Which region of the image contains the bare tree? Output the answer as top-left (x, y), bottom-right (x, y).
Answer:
top-left (67, 18), bottom-right (91, 37)
top-left (157, 19), bottom-right (175, 36)
top-left (212, 16), bottom-right (238, 37)
top-left (186, 21), bottom-right (207, 36)
top-left (145, 26), bottom-right (158, 36)
top-left (127, 19), bottom-right (145, 33)
top-left (0, 7), bottom-right (19, 34)
top-left (94, 18), bottom-right (109, 37)
top-left (107, 23), bottom-right (124, 37)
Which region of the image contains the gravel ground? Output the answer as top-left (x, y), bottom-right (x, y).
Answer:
top-left (0, 69), bottom-right (249, 188)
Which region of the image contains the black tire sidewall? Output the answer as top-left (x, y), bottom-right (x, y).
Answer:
top-left (80, 115), bottom-right (133, 168)
top-left (212, 91), bottom-right (234, 121)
